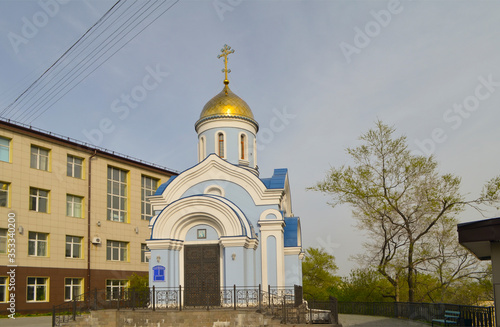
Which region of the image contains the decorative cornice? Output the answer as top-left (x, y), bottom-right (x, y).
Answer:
top-left (220, 236), bottom-right (259, 249)
top-left (284, 246), bottom-right (302, 256)
top-left (146, 239), bottom-right (184, 251)
top-left (195, 114), bottom-right (259, 132)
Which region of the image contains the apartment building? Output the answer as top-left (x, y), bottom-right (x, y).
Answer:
top-left (0, 119), bottom-right (177, 313)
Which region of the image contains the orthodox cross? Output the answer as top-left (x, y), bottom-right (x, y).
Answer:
top-left (218, 44), bottom-right (234, 85)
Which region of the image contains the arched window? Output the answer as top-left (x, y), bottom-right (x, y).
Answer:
top-left (240, 134), bottom-right (246, 160)
top-left (218, 133), bottom-right (224, 158)
top-left (199, 136), bottom-right (206, 161)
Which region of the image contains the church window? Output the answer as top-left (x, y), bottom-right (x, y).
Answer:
top-left (199, 136), bottom-right (206, 161)
top-left (153, 265), bottom-right (165, 281)
top-left (218, 133), bottom-right (224, 158)
top-left (240, 134), bottom-right (246, 160)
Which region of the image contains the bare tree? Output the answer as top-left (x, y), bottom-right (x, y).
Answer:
top-left (310, 121), bottom-right (500, 302)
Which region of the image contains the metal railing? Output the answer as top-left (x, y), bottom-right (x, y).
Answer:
top-left (339, 301), bottom-right (495, 327)
top-left (52, 285), bottom-right (312, 327)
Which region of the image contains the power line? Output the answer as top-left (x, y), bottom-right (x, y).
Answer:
top-left (21, 0), bottom-right (164, 123)
top-left (8, 0), bottom-right (130, 122)
top-left (1, 0), bottom-right (179, 123)
top-left (0, 0), bottom-right (123, 118)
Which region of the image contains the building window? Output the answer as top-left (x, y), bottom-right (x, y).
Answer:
top-left (28, 232), bottom-right (48, 257)
top-left (30, 145), bottom-right (49, 171)
top-left (240, 133), bottom-right (248, 160)
top-left (67, 155), bottom-right (83, 178)
top-left (0, 277), bottom-right (6, 302)
top-left (66, 236), bottom-right (82, 259)
top-left (0, 182), bottom-right (8, 207)
top-left (107, 166), bottom-right (127, 222)
top-left (153, 265), bottom-right (165, 282)
top-left (30, 188), bottom-right (49, 213)
top-left (66, 195), bottom-right (83, 218)
top-left (106, 280), bottom-right (128, 300)
top-left (141, 244), bottom-right (149, 263)
top-left (65, 278), bottom-right (83, 301)
top-left (106, 240), bottom-right (128, 261)
top-left (0, 229), bottom-right (6, 254)
top-left (0, 137), bottom-right (10, 163)
top-left (141, 175), bottom-right (158, 220)
top-left (218, 133), bottom-right (224, 158)
top-left (27, 277), bottom-right (48, 302)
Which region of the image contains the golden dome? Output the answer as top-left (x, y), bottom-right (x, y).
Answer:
top-left (199, 84), bottom-right (255, 122)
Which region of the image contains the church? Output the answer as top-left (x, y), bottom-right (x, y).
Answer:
top-left (146, 45), bottom-right (303, 304)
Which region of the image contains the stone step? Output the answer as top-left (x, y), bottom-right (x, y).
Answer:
top-left (56, 309), bottom-right (342, 327)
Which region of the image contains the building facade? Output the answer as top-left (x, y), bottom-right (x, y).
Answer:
top-left (0, 119), bottom-right (177, 313)
top-left (147, 47), bottom-right (304, 305)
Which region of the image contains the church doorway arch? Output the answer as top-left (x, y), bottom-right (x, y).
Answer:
top-left (184, 244), bottom-right (220, 306)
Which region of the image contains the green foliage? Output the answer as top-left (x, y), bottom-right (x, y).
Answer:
top-left (335, 268), bottom-right (394, 302)
top-left (128, 273), bottom-right (149, 292)
top-left (334, 266), bottom-right (492, 305)
top-left (302, 247), bottom-right (340, 301)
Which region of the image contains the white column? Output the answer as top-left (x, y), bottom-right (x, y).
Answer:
top-left (259, 220), bottom-right (285, 287)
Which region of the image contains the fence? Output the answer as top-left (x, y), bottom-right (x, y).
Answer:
top-left (52, 285), bottom-right (320, 327)
top-left (339, 301), bottom-right (495, 327)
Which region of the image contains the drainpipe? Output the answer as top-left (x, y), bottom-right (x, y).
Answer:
top-left (87, 150), bottom-right (97, 294)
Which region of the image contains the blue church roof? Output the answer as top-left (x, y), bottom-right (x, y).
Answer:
top-left (154, 175), bottom-right (177, 195)
top-left (284, 217), bottom-right (299, 247)
top-left (261, 168), bottom-right (288, 189)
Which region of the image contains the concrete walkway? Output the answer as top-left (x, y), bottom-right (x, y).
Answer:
top-left (0, 316), bottom-right (52, 326)
top-left (339, 314), bottom-right (430, 326)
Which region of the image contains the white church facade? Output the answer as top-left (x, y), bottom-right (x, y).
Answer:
top-left (146, 46), bottom-right (303, 304)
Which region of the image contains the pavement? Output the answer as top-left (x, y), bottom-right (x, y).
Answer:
top-left (0, 316), bottom-right (52, 327)
top-left (339, 314), bottom-right (430, 326)
top-left (0, 314), bottom-right (431, 327)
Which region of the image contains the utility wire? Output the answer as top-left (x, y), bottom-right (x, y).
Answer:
top-left (20, 0), bottom-right (161, 123)
top-left (27, 0), bottom-right (179, 124)
top-left (9, 0), bottom-right (130, 122)
top-left (1, 0), bottom-right (179, 123)
top-left (11, 0), bottom-right (135, 122)
top-left (0, 0), bottom-right (123, 118)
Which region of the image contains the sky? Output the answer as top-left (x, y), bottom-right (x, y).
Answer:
top-left (1, 0), bottom-right (500, 276)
